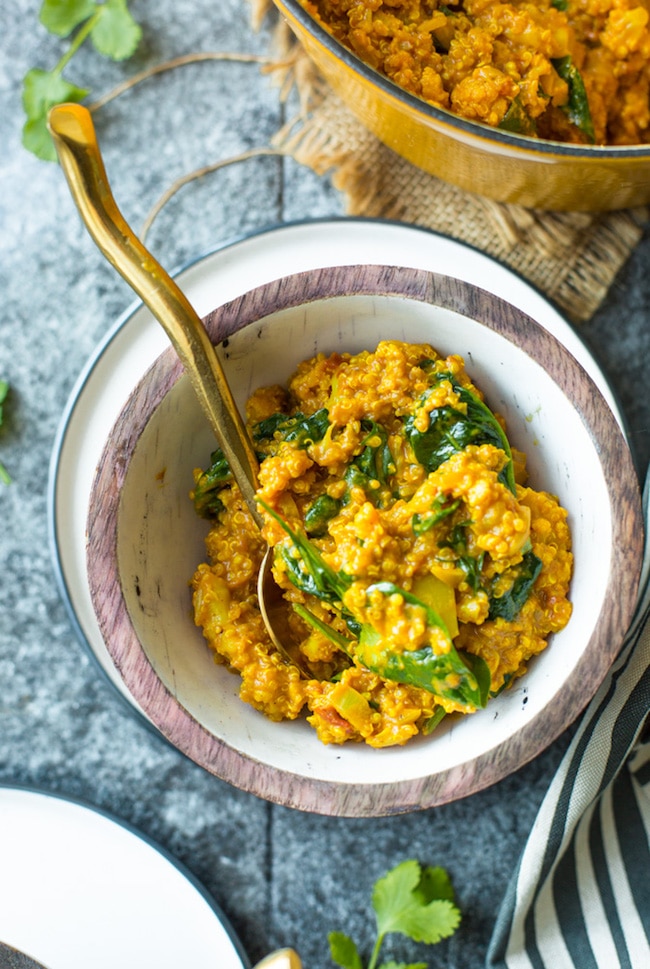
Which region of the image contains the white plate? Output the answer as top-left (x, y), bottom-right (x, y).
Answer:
top-left (0, 786), bottom-right (248, 969)
top-left (48, 217), bottom-right (624, 713)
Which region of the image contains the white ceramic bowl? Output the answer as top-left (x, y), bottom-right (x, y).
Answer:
top-left (86, 264), bottom-right (643, 816)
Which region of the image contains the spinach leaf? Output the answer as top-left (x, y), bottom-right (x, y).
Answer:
top-left (405, 373), bottom-right (516, 494)
top-left (293, 603), bottom-right (354, 656)
top-left (437, 513), bottom-right (539, 617)
top-left (499, 97), bottom-right (537, 136)
top-left (260, 500), bottom-right (351, 604)
top-left (356, 420), bottom-right (395, 483)
top-left (357, 582), bottom-right (490, 709)
top-left (358, 625), bottom-right (488, 709)
top-left (194, 408), bottom-right (330, 519)
top-left (260, 504), bottom-right (489, 706)
top-left (253, 407), bottom-right (330, 448)
top-left (343, 463), bottom-right (381, 505)
top-left (412, 496), bottom-right (460, 536)
top-left (457, 551), bottom-right (485, 592)
top-left (343, 420), bottom-right (395, 506)
top-left (438, 519), bottom-right (485, 592)
top-left (552, 56), bottom-right (595, 143)
top-left (422, 706), bottom-right (447, 735)
top-left (277, 541), bottom-right (349, 603)
top-left (488, 549), bottom-right (543, 622)
top-left (304, 494), bottom-right (341, 536)
top-left (490, 672), bottom-right (513, 698)
top-left (406, 406), bottom-right (484, 468)
top-left (192, 448), bottom-right (231, 519)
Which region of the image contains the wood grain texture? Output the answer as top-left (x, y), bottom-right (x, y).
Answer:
top-left (86, 265), bottom-right (644, 817)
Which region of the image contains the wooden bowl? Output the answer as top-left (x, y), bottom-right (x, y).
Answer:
top-left (271, 0), bottom-right (650, 211)
top-left (87, 264), bottom-right (643, 816)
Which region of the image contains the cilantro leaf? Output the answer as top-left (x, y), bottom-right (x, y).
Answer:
top-left (23, 0), bottom-right (141, 160)
top-left (372, 860), bottom-right (461, 946)
top-left (22, 67), bottom-right (88, 119)
top-left (329, 931), bottom-right (363, 969)
top-left (40, 0), bottom-right (96, 37)
top-left (91, 0), bottom-right (142, 60)
top-left (22, 117), bottom-right (58, 162)
top-left (412, 866), bottom-right (456, 905)
top-left (22, 68), bottom-right (89, 160)
top-left (329, 860), bottom-right (461, 969)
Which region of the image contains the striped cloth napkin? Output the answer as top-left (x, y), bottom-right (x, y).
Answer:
top-left (488, 477), bottom-right (650, 967)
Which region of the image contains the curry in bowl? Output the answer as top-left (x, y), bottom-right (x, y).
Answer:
top-left (191, 339), bottom-right (572, 748)
top-left (86, 266), bottom-right (642, 813)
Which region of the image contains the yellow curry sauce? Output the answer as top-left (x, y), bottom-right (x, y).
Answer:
top-left (298, 0), bottom-right (650, 145)
top-left (190, 341), bottom-right (572, 748)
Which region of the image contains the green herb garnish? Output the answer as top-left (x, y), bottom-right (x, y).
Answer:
top-left (329, 859), bottom-right (461, 969)
top-left (23, 0), bottom-right (142, 161)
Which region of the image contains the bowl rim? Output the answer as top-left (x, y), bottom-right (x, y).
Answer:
top-left (86, 264), bottom-right (644, 816)
top-left (276, 0), bottom-right (650, 160)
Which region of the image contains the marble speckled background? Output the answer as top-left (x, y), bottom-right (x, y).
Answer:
top-left (2, 2), bottom-right (650, 968)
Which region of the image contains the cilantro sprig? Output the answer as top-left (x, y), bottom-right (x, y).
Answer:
top-left (22, 0), bottom-right (142, 161)
top-left (329, 860), bottom-right (461, 969)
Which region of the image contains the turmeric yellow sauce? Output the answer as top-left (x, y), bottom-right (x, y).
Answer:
top-left (191, 341), bottom-right (572, 747)
top-left (298, 0), bottom-right (650, 145)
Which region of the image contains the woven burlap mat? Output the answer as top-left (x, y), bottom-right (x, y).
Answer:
top-left (252, 0), bottom-right (648, 323)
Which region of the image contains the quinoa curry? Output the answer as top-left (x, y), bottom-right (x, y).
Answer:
top-left (297, 0), bottom-right (650, 145)
top-left (190, 341), bottom-right (572, 748)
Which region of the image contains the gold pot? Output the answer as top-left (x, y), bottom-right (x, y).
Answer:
top-left (272, 0), bottom-right (650, 211)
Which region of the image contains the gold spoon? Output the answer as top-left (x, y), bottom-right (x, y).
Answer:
top-left (253, 949), bottom-right (303, 969)
top-left (47, 103), bottom-right (311, 678)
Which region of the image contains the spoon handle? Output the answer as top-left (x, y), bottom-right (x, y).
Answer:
top-left (47, 102), bottom-right (263, 529)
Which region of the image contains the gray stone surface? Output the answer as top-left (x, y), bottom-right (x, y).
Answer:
top-left (1, 2), bottom-right (649, 968)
